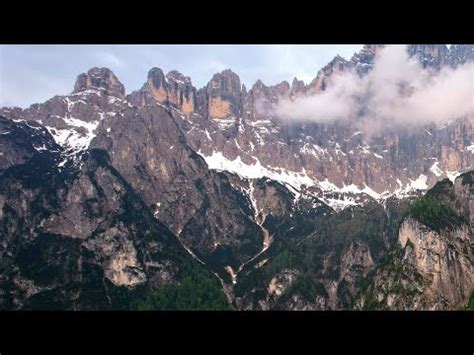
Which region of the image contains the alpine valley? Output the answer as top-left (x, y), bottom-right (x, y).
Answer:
top-left (0, 44), bottom-right (473, 310)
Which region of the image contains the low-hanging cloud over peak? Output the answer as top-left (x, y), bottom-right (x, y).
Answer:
top-left (271, 45), bottom-right (474, 134)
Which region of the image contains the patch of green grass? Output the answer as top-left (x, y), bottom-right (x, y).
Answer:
top-left (403, 196), bottom-right (465, 232)
top-left (264, 250), bottom-right (298, 277)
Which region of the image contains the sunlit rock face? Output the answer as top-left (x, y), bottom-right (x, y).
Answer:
top-left (144, 68), bottom-right (197, 116)
top-left (202, 69), bottom-right (243, 119)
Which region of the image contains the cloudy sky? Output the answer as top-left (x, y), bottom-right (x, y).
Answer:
top-left (0, 45), bottom-right (362, 108)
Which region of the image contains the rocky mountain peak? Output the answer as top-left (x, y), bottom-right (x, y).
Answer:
top-left (290, 77), bottom-right (306, 99)
top-left (166, 70), bottom-right (192, 85)
top-left (147, 67), bottom-right (167, 83)
top-left (361, 44), bottom-right (385, 52)
top-left (220, 68), bottom-right (240, 79)
top-left (407, 44), bottom-right (449, 69)
top-left (307, 54), bottom-right (351, 94)
top-left (328, 54), bottom-right (350, 67)
top-left (274, 80), bottom-right (291, 95)
top-left (143, 67), bottom-right (196, 115)
top-left (242, 83), bottom-right (248, 96)
top-left (291, 77), bottom-right (301, 85)
top-left (350, 44), bottom-right (384, 75)
top-left (208, 69), bottom-right (242, 89)
top-left (73, 67), bottom-right (125, 98)
top-left (252, 79), bottom-right (266, 90)
top-left (146, 67), bottom-right (168, 99)
top-left (409, 44), bottom-right (449, 55)
top-left (205, 69), bottom-right (242, 119)
top-left (448, 44), bottom-right (474, 67)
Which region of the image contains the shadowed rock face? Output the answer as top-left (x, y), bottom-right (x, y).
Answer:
top-left (0, 116), bottom-right (204, 309)
top-left (203, 69), bottom-right (243, 119)
top-left (0, 45), bottom-right (473, 310)
top-left (90, 103), bottom-right (263, 270)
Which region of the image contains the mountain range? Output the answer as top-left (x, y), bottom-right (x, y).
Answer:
top-left (0, 44), bottom-right (472, 310)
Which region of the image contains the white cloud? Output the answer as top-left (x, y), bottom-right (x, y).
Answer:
top-left (272, 45), bottom-right (474, 133)
top-left (96, 51), bottom-right (125, 69)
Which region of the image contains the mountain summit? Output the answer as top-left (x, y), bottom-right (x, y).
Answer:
top-left (73, 67), bottom-right (125, 98)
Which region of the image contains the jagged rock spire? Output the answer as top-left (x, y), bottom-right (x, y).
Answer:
top-left (205, 69), bottom-right (243, 119)
top-left (144, 67), bottom-right (196, 115)
top-left (73, 67), bottom-right (125, 98)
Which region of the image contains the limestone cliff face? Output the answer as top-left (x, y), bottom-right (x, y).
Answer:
top-left (146, 67), bottom-right (168, 102)
top-left (241, 79), bottom-right (290, 121)
top-left (202, 69), bottom-right (243, 119)
top-left (361, 218), bottom-right (472, 310)
top-left (73, 46), bottom-right (472, 209)
top-left (349, 44), bottom-right (385, 75)
top-left (144, 68), bottom-right (197, 116)
top-left (2, 68), bottom-right (126, 126)
top-left (454, 173), bottom-right (474, 229)
top-left (358, 173), bottom-right (474, 310)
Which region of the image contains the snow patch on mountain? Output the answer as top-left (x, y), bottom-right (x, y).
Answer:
top-left (409, 174), bottom-right (428, 190)
top-left (430, 161), bottom-right (443, 177)
top-left (318, 195), bottom-right (360, 210)
top-left (45, 119), bottom-right (99, 153)
top-left (198, 150), bottom-right (315, 190)
top-left (300, 143), bottom-right (328, 158)
top-left (446, 170), bottom-right (461, 182)
top-left (198, 150), bottom-right (440, 210)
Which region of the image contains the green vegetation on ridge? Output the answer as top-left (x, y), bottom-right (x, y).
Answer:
top-left (131, 258), bottom-right (232, 311)
top-left (403, 195), bottom-right (465, 232)
top-left (467, 294), bottom-right (474, 310)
